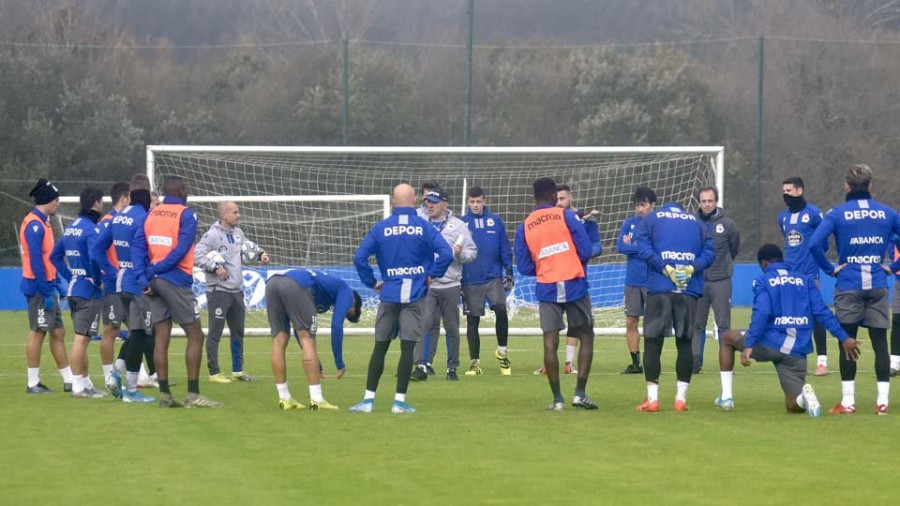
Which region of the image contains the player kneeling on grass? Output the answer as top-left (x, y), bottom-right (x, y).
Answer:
top-left (266, 269), bottom-right (361, 411)
top-left (716, 244), bottom-right (859, 416)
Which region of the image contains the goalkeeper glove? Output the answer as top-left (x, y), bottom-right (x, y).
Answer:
top-left (502, 267), bottom-right (515, 292)
top-left (664, 265), bottom-right (680, 286)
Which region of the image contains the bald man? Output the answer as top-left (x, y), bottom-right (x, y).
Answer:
top-left (195, 201), bottom-right (269, 383)
top-left (350, 184), bottom-right (453, 413)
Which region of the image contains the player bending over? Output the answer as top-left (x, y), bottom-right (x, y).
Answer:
top-left (716, 244), bottom-right (858, 416)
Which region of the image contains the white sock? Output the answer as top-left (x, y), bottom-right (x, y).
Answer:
top-left (720, 371), bottom-right (733, 400)
top-left (891, 355), bottom-right (900, 370)
top-left (647, 383), bottom-right (659, 402)
top-left (841, 380), bottom-right (855, 407)
top-left (877, 381), bottom-right (890, 407)
top-left (497, 346), bottom-right (507, 356)
top-left (27, 367), bottom-right (41, 388)
top-left (126, 371), bottom-right (139, 391)
top-left (59, 366), bottom-right (74, 384)
top-left (138, 362), bottom-right (149, 380)
top-left (309, 384), bottom-right (324, 403)
top-left (364, 390), bottom-right (376, 400)
top-left (102, 364), bottom-right (114, 382)
top-left (115, 359), bottom-right (126, 375)
top-left (796, 393), bottom-right (808, 410)
top-left (276, 382), bottom-right (291, 400)
top-left (676, 381), bottom-right (690, 402)
top-left (817, 355), bottom-right (828, 366)
top-left (394, 392), bottom-right (406, 403)
top-left (565, 344), bottom-right (576, 364)
top-left (72, 375), bottom-right (85, 394)
top-left (84, 376), bottom-right (95, 389)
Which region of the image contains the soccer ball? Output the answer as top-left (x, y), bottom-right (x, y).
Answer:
top-left (241, 240), bottom-right (261, 263)
top-left (205, 251), bottom-right (226, 268)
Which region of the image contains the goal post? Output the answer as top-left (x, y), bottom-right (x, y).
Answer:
top-left (142, 145), bottom-right (723, 336)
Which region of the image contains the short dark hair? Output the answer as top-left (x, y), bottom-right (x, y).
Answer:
top-left (757, 243), bottom-right (784, 264)
top-left (162, 176), bottom-right (187, 198)
top-left (110, 182), bottom-right (130, 204)
top-left (129, 174), bottom-right (151, 191)
top-left (532, 177), bottom-right (558, 205)
top-left (633, 186), bottom-right (657, 204)
top-left (782, 177), bottom-right (804, 189)
top-left (420, 180), bottom-right (439, 193)
top-left (467, 186), bottom-right (485, 199)
top-left (556, 184), bottom-right (572, 193)
top-left (79, 187), bottom-right (104, 211)
top-left (698, 186), bottom-right (719, 201)
top-left (346, 291), bottom-right (362, 323)
top-left (846, 164), bottom-right (872, 192)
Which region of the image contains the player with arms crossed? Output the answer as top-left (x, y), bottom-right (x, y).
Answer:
top-left (460, 186), bottom-right (514, 376)
top-left (350, 184), bottom-right (452, 413)
top-left (266, 268), bottom-right (361, 410)
top-left (51, 187), bottom-right (105, 398)
top-left (515, 177), bottom-right (597, 411)
top-left (194, 201), bottom-right (269, 384)
top-left (633, 200), bottom-right (715, 411)
top-left (809, 164), bottom-right (900, 415)
top-left (20, 178), bottom-right (74, 393)
top-left (779, 176), bottom-right (831, 375)
top-left (616, 186), bottom-right (656, 374)
top-left (716, 244), bottom-right (858, 415)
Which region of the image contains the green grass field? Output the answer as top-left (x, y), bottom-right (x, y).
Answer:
top-left (1, 307), bottom-right (896, 505)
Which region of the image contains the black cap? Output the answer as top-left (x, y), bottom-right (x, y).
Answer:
top-left (424, 188), bottom-right (449, 203)
top-left (28, 178), bottom-right (59, 205)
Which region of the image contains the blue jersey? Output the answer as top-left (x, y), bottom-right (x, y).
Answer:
top-left (513, 205), bottom-right (593, 303)
top-left (51, 213), bottom-right (102, 300)
top-left (778, 203), bottom-right (825, 278)
top-left (354, 207), bottom-right (453, 304)
top-left (617, 215), bottom-right (648, 287)
top-left (280, 269), bottom-right (355, 370)
top-left (809, 196), bottom-right (900, 291)
top-left (98, 210), bottom-right (118, 296)
top-left (460, 207), bottom-right (512, 285)
top-left (578, 211), bottom-right (603, 259)
top-left (746, 262), bottom-right (849, 357)
top-left (92, 205), bottom-right (149, 296)
top-left (634, 203), bottom-right (715, 297)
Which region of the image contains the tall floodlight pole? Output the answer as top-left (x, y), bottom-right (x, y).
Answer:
top-left (464, 0), bottom-right (474, 146)
top-left (342, 35), bottom-right (350, 146)
top-left (755, 36), bottom-right (764, 246)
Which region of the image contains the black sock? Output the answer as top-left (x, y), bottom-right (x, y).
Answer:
top-left (870, 327), bottom-right (890, 382)
top-left (117, 337), bottom-right (129, 361)
top-left (466, 316), bottom-right (480, 360)
top-left (675, 337), bottom-right (693, 383)
top-left (891, 314), bottom-right (900, 355)
top-left (395, 340), bottom-right (416, 395)
top-left (494, 308), bottom-right (508, 348)
top-left (144, 333), bottom-right (156, 375)
top-left (839, 323), bottom-right (859, 381)
top-left (643, 337), bottom-right (663, 383)
top-left (366, 340), bottom-right (390, 393)
top-left (187, 379), bottom-right (200, 394)
top-left (549, 379), bottom-right (563, 402)
top-left (124, 330), bottom-right (145, 375)
top-left (813, 323), bottom-right (827, 357)
top-left (630, 351), bottom-right (641, 366)
top-left (159, 379), bottom-right (170, 394)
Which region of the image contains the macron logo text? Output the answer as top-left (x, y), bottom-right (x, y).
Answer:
top-left (386, 266), bottom-right (425, 277)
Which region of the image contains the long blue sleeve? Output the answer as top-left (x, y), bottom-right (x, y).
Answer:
top-left (427, 225), bottom-right (453, 279)
top-left (329, 287), bottom-right (354, 370)
top-left (50, 238), bottom-right (71, 283)
top-left (564, 210), bottom-right (592, 263)
top-left (514, 223), bottom-right (536, 276)
top-left (86, 229), bottom-right (102, 285)
top-left (808, 213), bottom-right (836, 276)
top-left (24, 221), bottom-right (53, 295)
top-left (808, 282), bottom-right (849, 341)
top-left (634, 218), bottom-right (665, 272)
top-left (617, 219), bottom-right (639, 255)
top-left (584, 220), bottom-right (602, 258)
top-left (745, 290), bottom-right (772, 349)
top-left (91, 222), bottom-right (117, 280)
top-left (148, 208), bottom-right (197, 277)
top-left (132, 218), bottom-right (150, 288)
top-left (692, 226), bottom-right (716, 272)
top-left (499, 218), bottom-right (513, 270)
top-left (890, 234), bottom-right (900, 274)
top-left (354, 228), bottom-right (378, 288)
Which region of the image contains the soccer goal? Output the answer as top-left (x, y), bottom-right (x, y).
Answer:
top-left (147, 145), bottom-right (723, 336)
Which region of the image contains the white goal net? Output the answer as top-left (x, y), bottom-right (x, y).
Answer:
top-left (143, 146), bottom-right (722, 335)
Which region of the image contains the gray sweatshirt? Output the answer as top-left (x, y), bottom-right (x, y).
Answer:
top-left (194, 221), bottom-right (255, 292)
top-left (696, 208), bottom-right (741, 282)
top-left (429, 210), bottom-right (477, 289)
